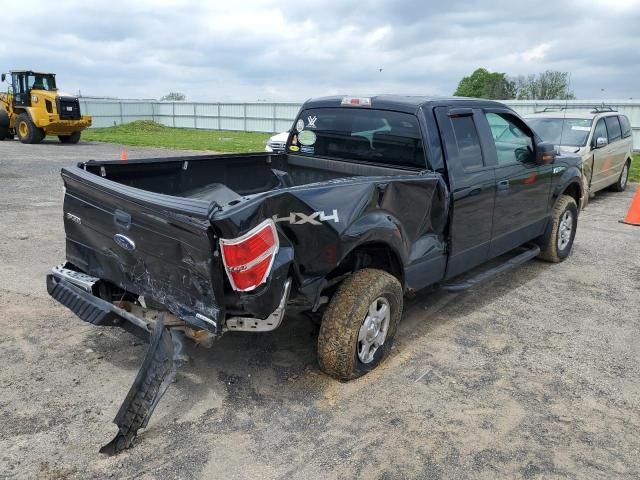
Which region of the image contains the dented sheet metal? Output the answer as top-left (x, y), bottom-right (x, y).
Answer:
top-left (61, 168), bottom-right (225, 334)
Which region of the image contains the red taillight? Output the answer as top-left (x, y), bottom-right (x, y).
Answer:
top-left (219, 220), bottom-right (279, 292)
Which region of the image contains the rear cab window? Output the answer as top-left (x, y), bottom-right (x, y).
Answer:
top-left (450, 115), bottom-right (484, 170)
top-left (288, 108), bottom-right (426, 169)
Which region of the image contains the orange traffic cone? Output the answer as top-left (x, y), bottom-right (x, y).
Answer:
top-left (120, 147), bottom-right (128, 161)
top-left (620, 186), bottom-right (640, 226)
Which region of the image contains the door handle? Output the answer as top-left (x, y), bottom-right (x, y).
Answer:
top-left (497, 180), bottom-right (510, 190)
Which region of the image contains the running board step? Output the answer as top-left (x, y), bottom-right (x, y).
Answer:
top-left (443, 244), bottom-right (541, 293)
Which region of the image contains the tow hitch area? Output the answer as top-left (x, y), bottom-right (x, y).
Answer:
top-left (100, 315), bottom-right (186, 455)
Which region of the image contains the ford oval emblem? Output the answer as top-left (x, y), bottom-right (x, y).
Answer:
top-left (113, 233), bottom-right (136, 251)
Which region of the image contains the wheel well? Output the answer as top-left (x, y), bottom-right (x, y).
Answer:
top-left (562, 181), bottom-right (582, 207)
top-left (11, 108), bottom-right (29, 127)
top-left (329, 243), bottom-right (404, 285)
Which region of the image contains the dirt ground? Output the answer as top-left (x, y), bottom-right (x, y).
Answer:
top-left (1, 138), bottom-right (639, 480)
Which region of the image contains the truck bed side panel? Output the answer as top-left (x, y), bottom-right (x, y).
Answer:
top-left (212, 172), bottom-right (449, 300)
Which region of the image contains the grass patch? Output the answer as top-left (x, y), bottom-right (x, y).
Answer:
top-left (82, 121), bottom-right (271, 153)
top-left (630, 153), bottom-right (640, 183)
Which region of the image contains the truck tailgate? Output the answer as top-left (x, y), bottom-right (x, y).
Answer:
top-left (61, 167), bottom-right (224, 330)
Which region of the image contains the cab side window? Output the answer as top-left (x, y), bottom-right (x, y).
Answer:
top-left (450, 115), bottom-right (484, 170)
top-left (604, 116), bottom-right (621, 143)
top-left (485, 112), bottom-right (534, 165)
top-left (592, 119), bottom-right (608, 146)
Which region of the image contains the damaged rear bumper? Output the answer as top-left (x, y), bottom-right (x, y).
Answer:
top-left (47, 264), bottom-right (292, 337)
top-left (47, 264), bottom-right (293, 454)
top-left (47, 265), bottom-right (150, 340)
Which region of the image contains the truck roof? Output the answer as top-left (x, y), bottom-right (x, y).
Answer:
top-left (302, 95), bottom-right (509, 114)
top-left (9, 70), bottom-right (55, 75)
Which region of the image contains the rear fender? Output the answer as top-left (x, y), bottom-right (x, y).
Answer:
top-left (9, 106), bottom-right (34, 128)
top-left (294, 211), bottom-right (408, 309)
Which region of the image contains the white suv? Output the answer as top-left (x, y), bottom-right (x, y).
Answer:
top-left (525, 108), bottom-right (633, 204)
top-left (265, 131), bottom-right (289, 153)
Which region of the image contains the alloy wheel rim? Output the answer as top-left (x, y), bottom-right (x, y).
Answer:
top-left (557, 210), bottom-right (573, 250)
top-left (357, 297), bottom-right (391, 364)
top-left (621, 164), bottom-right (628, 189)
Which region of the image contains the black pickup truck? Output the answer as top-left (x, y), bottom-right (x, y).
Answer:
top-left (47, 95), bottom-right (583, 453)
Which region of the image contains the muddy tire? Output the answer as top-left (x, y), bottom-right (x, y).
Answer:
top-left (610, 160), bottom-right (630, 192)
top-left (317, 268), bottom-right (403, 381)
top-left (538, 194), bottom-right (578, 263)
top-left (16, 113), bottom-right (44, 144)
top-left (58, 132), bottom-right (81, 144)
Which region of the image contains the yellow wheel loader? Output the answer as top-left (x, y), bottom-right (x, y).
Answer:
top-left (0, 70), bottom-right (91, 144)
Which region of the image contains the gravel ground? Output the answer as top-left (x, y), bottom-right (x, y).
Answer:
top-left (1, 138), bottom-right (639, 479)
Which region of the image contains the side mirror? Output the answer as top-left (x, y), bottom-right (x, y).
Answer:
top-left (536, 141), bottom-right (556, 164)
top-left (594, 137), bottom-right (608, 149)
top-left (0, 74), bottom-right (5, 82)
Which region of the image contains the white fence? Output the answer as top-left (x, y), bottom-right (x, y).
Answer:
top-left (79, 98), bottom-right (640, 150)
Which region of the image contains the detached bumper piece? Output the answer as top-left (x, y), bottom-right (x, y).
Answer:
top-left (47, 266), bottom-right (186, 455)
top-left (100, 316), bottom-right (185, 455)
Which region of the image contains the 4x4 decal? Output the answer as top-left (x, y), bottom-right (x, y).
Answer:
top-left (273, 209), bottom-right (339, 225)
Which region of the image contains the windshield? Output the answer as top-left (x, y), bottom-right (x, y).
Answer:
top-left (27, 74), bottom-right (57, 91)
top-left (527, 117), bottom-right (592, 147)
top-left (288, 107), bottom-right (426, 169)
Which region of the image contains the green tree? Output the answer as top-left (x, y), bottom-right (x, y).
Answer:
top-left (160, 92), bottom-right (186, 101)
top-left (514, 71), bottom-right (575, 100)
top-left (454, 68), bottom-right (515, 100)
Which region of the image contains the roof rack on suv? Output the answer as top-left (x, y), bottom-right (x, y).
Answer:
top-left (591, 105), bottom-right (617, 113)
top-left (534, 106), bottom-right (567, 113)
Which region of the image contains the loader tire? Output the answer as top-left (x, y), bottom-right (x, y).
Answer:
top-left (58, 132), bottom-right (81, 144)
top-left (16, 113), bottom-right (44, 144)
top-left (537, 194), bottom-right (578, 263)
top-left (317, 268), bottom-right (403, 381)
top-left (0, 110), bottom-right (10, 140)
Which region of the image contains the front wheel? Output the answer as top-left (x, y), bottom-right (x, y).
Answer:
top-left (610, 160), bottom-right (630, 192)
top-left (317, 268), bottom-right (403, 381)
top-left (58, 132), bottom-right (81, 144)
top-left (538, 195), bottom-right (578, 263)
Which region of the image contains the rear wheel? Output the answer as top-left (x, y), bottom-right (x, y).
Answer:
top-left (317, 268), bottom-right (403, 381)
top-left (16, 113), bottom-right (44, 144)
top-left (58, 132), bottom-right (81, 144)
top-left (0, 128), bottom-right (10, 140)
top-left (610, 160), bottom-right (630, 192)
top-left (538, 195), bottom-right (578, 263)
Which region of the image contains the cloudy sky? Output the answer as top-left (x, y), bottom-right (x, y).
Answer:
top-left (1, 0), bottom-right (639, 101)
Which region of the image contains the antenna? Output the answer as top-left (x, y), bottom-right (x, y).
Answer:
top-left (557, 72), bottom-right (572, 154)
